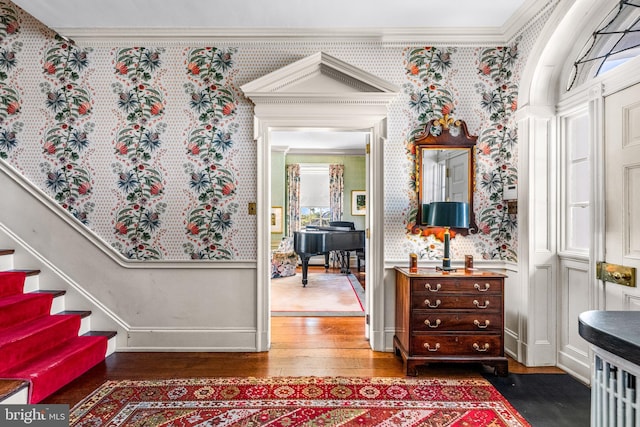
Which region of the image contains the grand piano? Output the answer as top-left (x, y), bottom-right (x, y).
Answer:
top-left (293, 225), bottom-right (365, 287)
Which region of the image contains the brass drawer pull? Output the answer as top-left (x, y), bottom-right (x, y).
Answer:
top-left (425, 283), bottom-right (441, 292)
top-left (473, 343), bottom-right (490, 352)
top-left (473, 299), bottom-right (490, 309)
top-left (424, 319), bottom-right (441, 328)
top-left (474, 319), bottom-right (490, 329)
top-left (423, 343), bottom-right (440, 352)
top-left (474, 283), bottom-right (491, 292)
top-left (424, 299), bottom-right (441, 308)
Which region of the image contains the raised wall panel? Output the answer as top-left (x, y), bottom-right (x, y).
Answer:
top-left (623, 101), bottom-right (640, 147)
top-left (533, 265), bottom-right (554, 346)
top-left (557, 258), bottom-right (590, 382)
top-left (626, 165), bottom-right (640, 258)
top-left (534, 118), bottom-right (552, 252)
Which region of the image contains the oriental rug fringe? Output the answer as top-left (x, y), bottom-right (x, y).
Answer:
top-left (70, 376), bottom-right (530, 426)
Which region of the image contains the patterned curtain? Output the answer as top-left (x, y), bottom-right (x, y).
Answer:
top-left (286, 164), bottom-right (301, 236)
top-left (329, 164), bottom-right (344, 221)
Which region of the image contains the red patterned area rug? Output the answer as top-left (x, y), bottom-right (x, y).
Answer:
top-left (70, 377), bottom-right (531, 426)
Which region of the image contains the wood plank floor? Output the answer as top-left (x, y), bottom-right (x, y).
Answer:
top-left (43, 315), bottom-right (565, 407)
top-left (41, 266), bottom-right (565, 406)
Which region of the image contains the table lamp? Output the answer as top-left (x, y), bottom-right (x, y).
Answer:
top-left (424, 201), bottom-right (469, 271)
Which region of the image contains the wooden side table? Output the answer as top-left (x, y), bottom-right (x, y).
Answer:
top-left (394, 267), bottom-right (508, 376)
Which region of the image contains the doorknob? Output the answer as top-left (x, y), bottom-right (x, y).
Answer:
top-left (596, 262), bottom-right (636, 288)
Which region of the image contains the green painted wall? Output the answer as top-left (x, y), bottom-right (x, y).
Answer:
top-left (271, 150), bottom-right (287, 246)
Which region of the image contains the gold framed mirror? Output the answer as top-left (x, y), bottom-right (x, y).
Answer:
top-left (414, 117), bottom-right (477, 235)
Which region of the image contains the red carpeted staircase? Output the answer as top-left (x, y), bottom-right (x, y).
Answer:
top-left (0, 250), bottom-right (116, 403)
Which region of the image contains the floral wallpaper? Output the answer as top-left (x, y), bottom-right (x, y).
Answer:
top-left (0, 0), bottom-right (549, 262)
top-left (182, 47), bottom-right (239, 260)
top-left (111, 47), bottom-right (167, 259)
top-left (41, 37), bottom-right (95, 225)
top-left (0, 4), bottom-right (21, 161)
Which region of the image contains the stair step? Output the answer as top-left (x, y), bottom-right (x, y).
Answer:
top-left (4, 335), bottom-right (108, 403)
top-left (0, 314), bottom-right (82, 372)
top-left (0, 293), bottom-right (54, 330)
top-left (0, 249), bottom-right (15, 256)
top-left (61, 310), bottom-right (92, 334)
top-left (31, 290), bottom-right (66, 313)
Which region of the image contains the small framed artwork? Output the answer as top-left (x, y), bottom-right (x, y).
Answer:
top-left (351, 190), bottom-right (366, 216)
top-left (271, 206), bottom-right (283, 233)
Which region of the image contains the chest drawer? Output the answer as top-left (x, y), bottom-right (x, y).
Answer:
top-left (411, 278), bottom-right (502, 294)
top-left (410, 334), bottom-right (503, 357)
top-left (411, 312), bottom-right (503, 332)
top-left (411, 294), bottom-right (502, 311)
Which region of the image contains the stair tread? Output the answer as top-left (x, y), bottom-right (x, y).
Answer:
top-left (59, 310), bottom-right (92, 318)
top-left (0, 249), bottom-right (16, 257)
top-left (83, 330), bottom-right (117, 339)
top-left (30, 289), bottom-right (66, 297)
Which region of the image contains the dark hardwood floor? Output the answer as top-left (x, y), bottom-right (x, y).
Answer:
top-left (41, 265), bottom-right (565, 407)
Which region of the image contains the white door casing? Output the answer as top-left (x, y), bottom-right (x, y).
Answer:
top-left (241, 52), bottom-right (399, 351)
top-left (603, 82), bottom-right (640, 311)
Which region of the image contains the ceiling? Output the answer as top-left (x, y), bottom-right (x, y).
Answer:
top-left (11, 0), bottom-right (543, 152)
top-left (14, 0), bottom-right (530, 31)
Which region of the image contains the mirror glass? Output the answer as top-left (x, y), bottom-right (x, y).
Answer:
top-left (421, 148), bottom-right (470, 204)
top-left (414, 118), bottom-right (477, 234)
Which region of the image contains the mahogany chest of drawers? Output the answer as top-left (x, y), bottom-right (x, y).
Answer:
top-left (394, 267), bottom-right (508, 376)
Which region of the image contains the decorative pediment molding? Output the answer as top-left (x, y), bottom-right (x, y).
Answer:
top-left (241, 52), bottom-right (399, 106)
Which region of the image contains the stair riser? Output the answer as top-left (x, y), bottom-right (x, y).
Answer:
top-left (50, 294), bottom-right (64, 314)
top-left (0, 385), bottom-right (28, 405)
top-left (23, 275), bottom-right (39, 293)
top-left (0, 256), bottom-right (12, 271)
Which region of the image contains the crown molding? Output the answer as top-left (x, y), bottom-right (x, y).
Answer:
top-left (60, 26), bottom-right (518, 48)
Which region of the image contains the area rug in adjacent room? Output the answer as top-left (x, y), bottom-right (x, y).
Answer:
top-left (271, 273), bottom-right (364, 316)
top-left (69, 376), bottom-right (530, 426)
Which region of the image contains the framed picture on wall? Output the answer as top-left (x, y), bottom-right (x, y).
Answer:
top-left (351, 190), bottom-right (366, 216)
top-left (271, 206), bottom-right (283, 233)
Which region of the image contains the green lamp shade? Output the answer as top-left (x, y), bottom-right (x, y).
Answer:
top-left (424, 202), bottom-right (470, 228)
